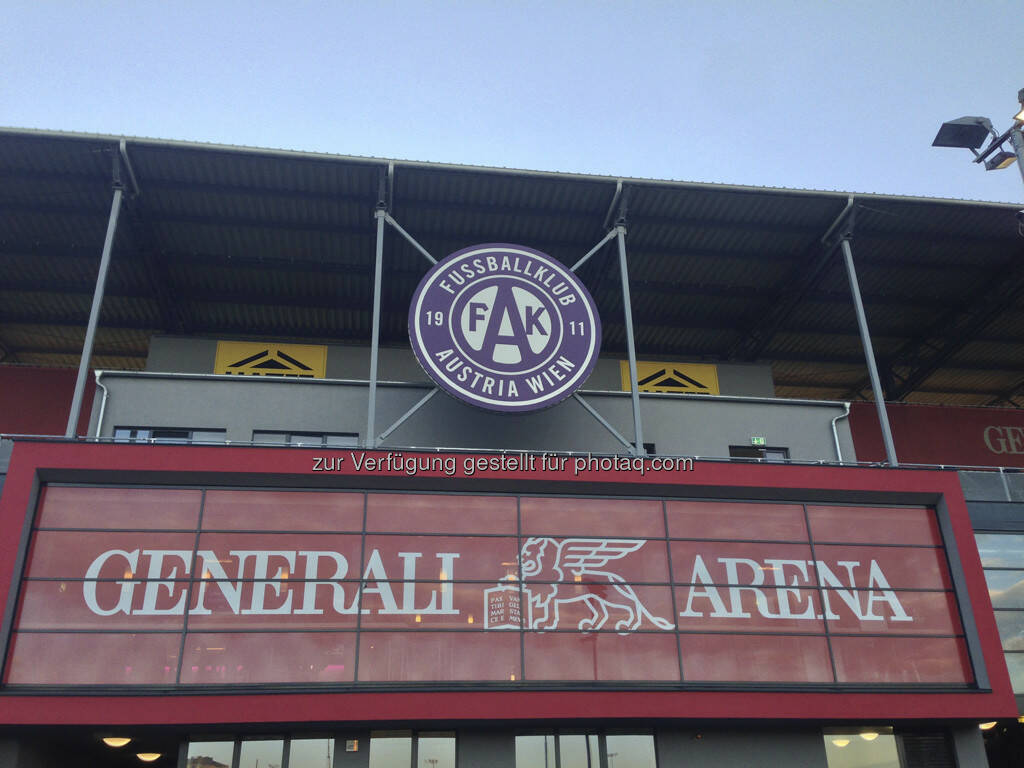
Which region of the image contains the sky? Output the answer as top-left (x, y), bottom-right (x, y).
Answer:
top-left (2, 1), bottom-right (1023, 203)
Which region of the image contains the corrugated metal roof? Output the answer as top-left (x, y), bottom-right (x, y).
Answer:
top-left (1, 127), bottom-right (1022, 406)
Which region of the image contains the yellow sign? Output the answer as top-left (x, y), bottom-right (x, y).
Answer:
top-left (620, 360), bottom-right (720, 395)
top-left (214, 341), bottom-right (327, 378)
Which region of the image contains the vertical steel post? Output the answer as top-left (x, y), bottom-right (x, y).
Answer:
top-left (616, 225), bottom-right (645, 456)
top-left (65, 161), bottom-right (123, 438)
top-left (1009, 127), bottom-right (1024, 186)
top-left (840, 236), bottom-right (898, 466)
top-left (366, 207), bottom-right (386, 448)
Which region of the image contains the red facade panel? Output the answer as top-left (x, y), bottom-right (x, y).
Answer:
top-left (680, 634), bottom-right (833, 683)
top-left (524, 632), bottom-right (680, 682)
top-left (359, 631), bottom-right (520, 682)
top-left (849, 401), bottom-right (1024, 468)
top-left (180, 631), bottom-right (356, 685)
top-left (203, 490), bottom-right (364, 532)
top-left (665, 501), bottom-right (808, 541)
top-left (0, 441), bottom-right (1015, 724)
top-left (0, 367), bottom-right (95, 437)
top-left (36, 486), bottom-right (202, 530)
top-left (7, 632), bottom-right (181, 686)
top-left (830, 636), bottom-right (974, 684)
top-left (520, 496), bottom-right (665, 537)
top-left (366, 493), bottom-right (517, 534)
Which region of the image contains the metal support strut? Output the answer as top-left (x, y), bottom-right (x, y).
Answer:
top-left (367, 163), bottom-right (439, 448)
top-left (839, 219), bottom-right (898, 466)
top-left (616, 224), bottom-right (645, 456)
top-left (384, 213), bottom-right (436, 265)
top-left (570, 228), bottom-right (617, 273)
top-left (377, 388), bottom-right (439, 444)
top-left (366, 207), bottom-right (386, 448)
top-left (66, 152), bottom-right (124, 437)
top-left (569, 183), bottom-right (645, 456)
top-left (573, 393), bottom-right (635, 452)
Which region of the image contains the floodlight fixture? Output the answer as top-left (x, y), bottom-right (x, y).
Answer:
top-left (932, 88), bottom-right (1024, 189)
top-left (932, 116), bottom-right (994, 149)
top-left (985, 150), bottom-right (1017, 170)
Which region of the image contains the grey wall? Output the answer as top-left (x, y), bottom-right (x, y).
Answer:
top-left (0, 739), bottom-right (65, 768)
top-left (458, 730), bottom-right (515, 768)
top-left (656, 728), bottom-right (827, 768)
top-left (333, 730), bottom-right (372, 768)
top-left (91, 372), bottom-right (856, 462)
top-left (145, 336), bottom-right (777, 398)
top-left (950, 726), bottom-right (989, 768)
top-left (0, 437), bottom-right (12, 496)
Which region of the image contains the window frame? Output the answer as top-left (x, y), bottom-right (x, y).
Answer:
top-left (252, 430), bottom-right (359, 447)
top-left (728, 445), bottom-right (790, 462)
top-left (113, 427), bottom-right (226, 444)
top-left (514, 732), bottom-right (656, 768)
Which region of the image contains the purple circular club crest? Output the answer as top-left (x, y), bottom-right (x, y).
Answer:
top-left (409, 244), bottom-right (602, 413)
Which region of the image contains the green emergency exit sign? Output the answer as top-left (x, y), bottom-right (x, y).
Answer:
top-left (751, 436), bottom-right (766, 446)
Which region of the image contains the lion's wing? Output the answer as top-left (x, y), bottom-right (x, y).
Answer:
top-left (558, 539), bottom-right (645, 574)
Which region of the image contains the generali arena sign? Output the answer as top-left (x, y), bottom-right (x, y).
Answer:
top-left (8, 486), bottom-right (974, 687)
top-left (409, 244), bottom-right (601, 412)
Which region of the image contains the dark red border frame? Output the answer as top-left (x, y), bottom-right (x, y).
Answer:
top-left (0, 440), bottom-right (1015, 725)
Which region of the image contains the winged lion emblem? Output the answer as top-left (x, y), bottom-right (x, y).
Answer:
top-left (519, 537), bottom-right (674, 633)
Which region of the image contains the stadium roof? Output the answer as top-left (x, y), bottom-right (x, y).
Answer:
top-left (1, 127), bottom-right (1023, 407)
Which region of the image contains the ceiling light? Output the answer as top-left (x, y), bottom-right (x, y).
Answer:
top-left (102, 737), bottom-right (131, 748)
top-left (860, 732), bottom-right (879, 741)
top-left (136, 753), bottom-right (161, 763)
top-left (831, 738), bottom-right (850, 747)
top-left (979, 721), bottom-right (997, 730)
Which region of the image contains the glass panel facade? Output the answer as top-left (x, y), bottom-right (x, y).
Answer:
top-left (515, 735), bottom-right (653, 768)
top-left (288, 739), bottom-right (333, 768)
top-left (605, 736), bottom-right (656, 768)
top-left (238, 740), bottom-right (283, 768)
top-left (976, 533), bottom-right (1024, 568)
top-left (557, 735), bottom-right (600, 768)
top-left (369, 734), bottom-right (412, 768)
top-left (417, 733), bottom-right (456, 768)
top-left (976, 532), bottom-right (1024, 692)
top-left (186, 741), bottom-right (234, 768)
top-left (515, 736), bottom-right (556, 768)
top-left (822, 730), bottom-right (899, 768)
top-left (184, 735), bottom-right (452, 768)
top-left (984, 569), bottom-right (1024, 608)
top-left (8, 487), bottom-right (972, 688)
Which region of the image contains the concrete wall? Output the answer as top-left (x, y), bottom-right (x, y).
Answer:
top-left (90, 372), bottom-right (856, 462)
top-left (144, 336), bottom-right (777, 399)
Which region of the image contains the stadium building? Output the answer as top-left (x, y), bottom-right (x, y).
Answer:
top-left (1, 128), bottom-right (1024, 767)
